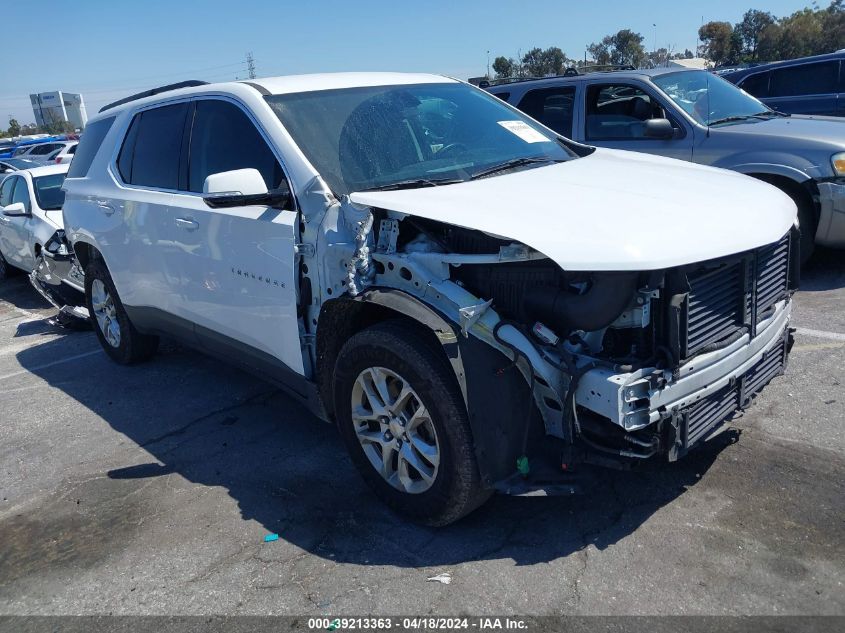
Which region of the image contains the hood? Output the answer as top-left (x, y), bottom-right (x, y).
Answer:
top-left (349, 149), bottom-right (796, 271)
top-left (713, 114), bottom-right (845, 146)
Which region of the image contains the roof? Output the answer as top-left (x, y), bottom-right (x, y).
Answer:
top-left (94, 72), bottom-right (458, 119)
top-left (17, 163), bottom-right (70, 177)
top-left (721, 51), bottom-right (845, 81)
top-left (252, 72), bottom-right (456, 95)
top-left (485, 67), bottom-right (702, 91)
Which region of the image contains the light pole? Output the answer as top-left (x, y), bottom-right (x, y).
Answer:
top-left (486, 50), bottom-right (490, 79)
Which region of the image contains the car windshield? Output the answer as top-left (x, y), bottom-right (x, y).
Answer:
top-left (265, 82), bottom-right (577, 195)
top-left (653, 70), bottom-right (774, 126)
top-left (33, 173), bottom-right (66, 210)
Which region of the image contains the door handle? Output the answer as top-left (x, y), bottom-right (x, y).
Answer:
top-left (175, 217), bottom-right (199, 231)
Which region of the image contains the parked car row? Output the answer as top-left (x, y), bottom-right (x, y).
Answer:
top-left (0, 135), bottom-right (79, 165)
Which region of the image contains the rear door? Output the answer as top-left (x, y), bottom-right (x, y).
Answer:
top-left (166, 97), bottom-right (303, 374)
top-left (108, 102), bottom-right (189, 317)
top-left (766, 60), bottom-right (840, 116)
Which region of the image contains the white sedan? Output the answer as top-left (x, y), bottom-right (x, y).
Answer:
top-left (0, 164), bottom-right (86, 321)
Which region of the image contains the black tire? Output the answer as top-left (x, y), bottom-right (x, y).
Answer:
top-left (0, 250), bottom-right (8, 281)
top-left (794, 196), bottom-right (817, 266)
top-left (84, 259), bottom-right (158, 364)
top-left (333, 320), bottom-right (491, 526)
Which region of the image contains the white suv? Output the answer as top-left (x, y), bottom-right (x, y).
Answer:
top-left (62, 73), bottom-right (798, 525)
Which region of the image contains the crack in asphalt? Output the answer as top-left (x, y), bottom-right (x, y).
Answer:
top-left (140, 389), bottom-right (279, 450)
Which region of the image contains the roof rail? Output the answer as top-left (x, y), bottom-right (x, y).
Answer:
top-left (99, 80), bottom-right (209, 113)
top-left (484, 64), bottom-right (639, 87)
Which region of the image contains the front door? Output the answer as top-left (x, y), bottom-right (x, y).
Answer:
top-left (579, 81), bottom-right (694, 161)
top-left (0, 176), bottom-right (36, 269)
top-left (167, 98), bottom-right (303, 375)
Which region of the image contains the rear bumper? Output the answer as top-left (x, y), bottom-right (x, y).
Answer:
top-left (575, 298), bottom-right (792, 458)
top-left (816, 181), bottom-right (845, 248)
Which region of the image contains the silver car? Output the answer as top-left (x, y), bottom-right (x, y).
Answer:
top-left (488, 68), bottom-right (845, 262)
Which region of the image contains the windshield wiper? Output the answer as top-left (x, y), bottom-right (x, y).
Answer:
top-left (709, 112), bottom-right (775, 125)
top-left (361, 177), bottom-right (462, 192)
top-left (469, 157), bottom-right (562, 180)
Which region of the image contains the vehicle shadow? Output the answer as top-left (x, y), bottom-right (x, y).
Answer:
top-left (0, 275), bottom-right (53, 312)
top-left (801, 246), bottom-right (844, 292)
top-left (16, 335), bottom-right (733, 568)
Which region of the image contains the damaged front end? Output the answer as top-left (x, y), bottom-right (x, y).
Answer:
top-left (29, 230), bottom-right (90, 327)
top-left (322, 198), bottom-right (798, 493)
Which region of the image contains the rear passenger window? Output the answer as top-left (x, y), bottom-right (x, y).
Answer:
top-left (517, 87), bottom-right (576, 138)
top-left (740, 72), bottom-right (769, 98)
top-left (187, 99), bottom-right (283, 193)
top-left (68, 116), bottom-right (115, 178)
top-left (770, 61), bottom-right (839, 97)
top-left (118, 103), bottom-right (189, 189)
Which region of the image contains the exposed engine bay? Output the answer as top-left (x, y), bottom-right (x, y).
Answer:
top-left (305, 194), bottom-right (798, 488)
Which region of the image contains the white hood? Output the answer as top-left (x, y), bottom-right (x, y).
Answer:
top-left (349, 149), bottom-right (797, 271)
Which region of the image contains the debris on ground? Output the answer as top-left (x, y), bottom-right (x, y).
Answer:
top-left (263, 533), bottom-right (280, 542)
top-left (426, 572), bottom-right (452, 585)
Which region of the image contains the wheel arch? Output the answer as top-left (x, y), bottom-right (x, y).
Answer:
top-left (318, 288), bottom-right (542, 486)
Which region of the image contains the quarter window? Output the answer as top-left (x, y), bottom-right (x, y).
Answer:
top-left (187, 99), bottom-right (283, 193)
top-left (769, 61), bottom-right (840, 97)
top-left (517, 87), bottom-right (576, 138)
top-left (118, 102), bottom-right (189, 189)
top-left (67, 116), bottom-right (114, 178)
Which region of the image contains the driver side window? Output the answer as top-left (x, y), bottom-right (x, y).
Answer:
top-left (585, 83), bottom-right (672, 140)
top-left (10, 176), bottom-right (31, 211)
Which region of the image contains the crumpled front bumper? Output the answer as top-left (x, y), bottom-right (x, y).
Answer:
top-left (816, 181), bottom-right (845, 248)
top-left (575, 298), bottom-right (792, 447)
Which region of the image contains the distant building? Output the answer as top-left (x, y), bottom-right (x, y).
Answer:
top-left (30, 91), bottom-right (88, 129)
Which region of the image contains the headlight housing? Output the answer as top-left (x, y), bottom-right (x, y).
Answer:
top-left (831, 152), bottom-right (845, 176)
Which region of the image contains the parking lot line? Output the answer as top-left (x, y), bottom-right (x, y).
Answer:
top-left (794, 327), bottom-right (845, 342)
top-left (0, 348), bottom-right (102, 382)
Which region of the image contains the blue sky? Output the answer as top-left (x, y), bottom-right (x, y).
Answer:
top-left (0, 0), bottom-right (815, 124)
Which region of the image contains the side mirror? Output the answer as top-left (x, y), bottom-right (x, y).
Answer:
top-left (202, 168), bottom-right (291, 210)
top-left (2, 202), bottom-right (28, 217)
top-left (643, 118), bottom-right (675, 139)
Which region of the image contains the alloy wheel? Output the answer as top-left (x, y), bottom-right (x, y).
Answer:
top-left (90, 278), bottom-right (121, 348)
top-left (351, 366), bottom-right (441, 494)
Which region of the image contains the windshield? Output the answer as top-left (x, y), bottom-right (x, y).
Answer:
top-left (653, 70), bottom-right (773, 126)
top-left (33, 173), bottom-right (66, 210)
top-left (266, 82), bottom-right (576, 195)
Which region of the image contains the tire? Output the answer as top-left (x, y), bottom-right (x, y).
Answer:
top-left (794, 196), bottom-right (817, 266)
top-left (333, 320), bottom-right (491, 526)
top-left (84, 259), bottom-right (158, 364)
top-left (0, 250), bottom-right (8, 281)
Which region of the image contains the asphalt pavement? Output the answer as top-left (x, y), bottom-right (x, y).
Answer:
top-left (0, 249), bottom-right (842, 616)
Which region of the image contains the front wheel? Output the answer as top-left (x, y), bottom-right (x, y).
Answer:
top-left (333, 321), bottom-right (491, 526)
top-left (85, 259), bottom-right (158, 364)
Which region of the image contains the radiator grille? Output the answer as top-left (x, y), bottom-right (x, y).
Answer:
top-left (681, 334), bottom-right (788, 450)
top-left (682, 233), bottom-right (791, 360)
top-left (755, 235), bottom-right (790, 321)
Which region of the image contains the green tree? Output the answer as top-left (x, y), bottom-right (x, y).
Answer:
top-left (7, 118), bottom-right (20, 137)
top-left (699, 21), bottom-right (740, 65)
top-left (736, 9), bottom-right (775, 60)
top-left (588, 30), bottom-right (646, 68)
top-left (541, 46), bottom-right (568, 75)
top-left (492, 56), bottom-right (515, 79)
